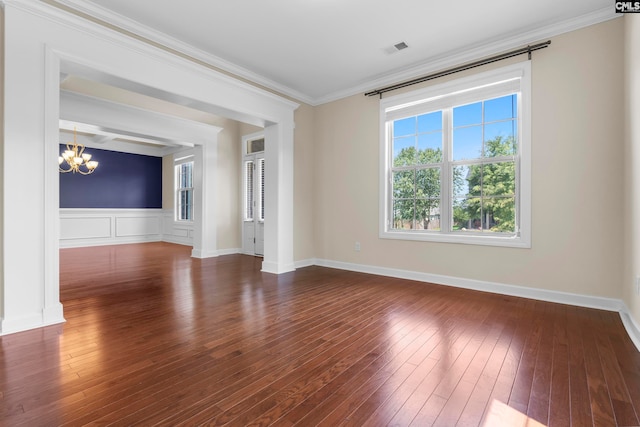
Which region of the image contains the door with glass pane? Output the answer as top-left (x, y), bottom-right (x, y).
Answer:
top-left (242, 137), bottom-right (265, 256)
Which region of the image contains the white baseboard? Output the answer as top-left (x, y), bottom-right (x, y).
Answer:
top-left (294, 258), bottom-right (317, 269)
top-left (191, 247), bottom-right (241, 258)
top-left (191, 248), bottom-right (217, 258)
top-left (42, 302), bottom-right (65, 326)
top-left (620, 307), bottom-right (640, 352)
top-left (311, 258), bottom-right (639, 352)
top-left (60, 235), bottom-right (162, 248)
top-left (1, 311), bottom-right (65, 336)
top-left (162, 235), bottom-right (193, 247)
top-left (217, 248), bottom-right (241, 256)
top-left (262, 260), bottom-right (296, 274)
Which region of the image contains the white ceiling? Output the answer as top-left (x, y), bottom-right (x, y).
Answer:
top-left (55, 0), bottom-right (617, 105)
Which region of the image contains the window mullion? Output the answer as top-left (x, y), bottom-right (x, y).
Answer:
top-left (387, 123), bottom-right (394, 230)
top-left (441, 108), bottom-right (451, 234)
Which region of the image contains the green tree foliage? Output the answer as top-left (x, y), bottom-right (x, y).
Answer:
top-left (462, 136), bottom-right (516, 232)
top-left (392, 147), bottom-right (441, 229)
top-left (452, 166), bottom-right (470, 229)
top-left (393, 136), bottom-right (516, 233)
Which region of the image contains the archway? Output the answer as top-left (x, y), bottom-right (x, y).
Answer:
top-left (1, 1), bottom-right (298, 335)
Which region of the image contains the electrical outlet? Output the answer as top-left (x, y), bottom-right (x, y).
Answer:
top-left (636, 276), bottom-right (640, 296)
top-left (354, 241), bottom-right (361, 252)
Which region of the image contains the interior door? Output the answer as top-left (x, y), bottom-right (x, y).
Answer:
top-left (242, 152), bottom-right (264, 256)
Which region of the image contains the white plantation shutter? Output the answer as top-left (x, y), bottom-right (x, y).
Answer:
top-left (259, 158), bottom-right (265, 221)
top-left (245, 160), bottom-right (254, 220)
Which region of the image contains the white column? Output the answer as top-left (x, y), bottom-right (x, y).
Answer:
top-left (192, 137), bottom-right (220, 258)
top-left (262, 118), bottom-right (296, 274)
top-left (43, 48), bottom-right (65, 325)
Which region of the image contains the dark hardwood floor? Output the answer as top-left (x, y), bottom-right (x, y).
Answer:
top-left (1, 242), bottom-right (639, 426)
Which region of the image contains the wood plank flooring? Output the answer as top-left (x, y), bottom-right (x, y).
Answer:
top-left (1, 242), bottom-right (639, 426)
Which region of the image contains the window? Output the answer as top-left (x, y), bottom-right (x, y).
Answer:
top-left (175, 161), bottom-right (193, 221)
top-left (380, 62), bottom-right (531, 247)
top-left (247, 137), bottom-right (265, 154)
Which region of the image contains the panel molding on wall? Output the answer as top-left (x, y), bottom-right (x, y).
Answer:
top-left (161, 209), bottom-right (194, 246)
top-left (60, 209), bottom-right (198, 248)
top-left (115, 216), bottom-right (161, 237)
top-left (60, 209), bottom-right (163, 248)
top-left (60, 216), bottom-right (111, 240)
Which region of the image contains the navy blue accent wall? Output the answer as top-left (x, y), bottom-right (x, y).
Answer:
top-left (59, 145), bottom-right (163, 208)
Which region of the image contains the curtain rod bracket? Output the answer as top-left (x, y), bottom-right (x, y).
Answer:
top-left (527, 45), bottom-right (532, 60)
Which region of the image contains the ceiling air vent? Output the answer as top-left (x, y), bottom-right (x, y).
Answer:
top-left (384, 41), bottom-right (409, 55)
top-left (394, 41), bottom-right (409, 51)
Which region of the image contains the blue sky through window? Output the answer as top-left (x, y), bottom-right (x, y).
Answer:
top-left (453, 94), bottom-right (517, 160)
top-left (393, 111), bottom-right (442, 164)
top-left (393, 94), bottom-right (517, 162)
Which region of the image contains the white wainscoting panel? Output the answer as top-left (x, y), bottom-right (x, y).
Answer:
top-left (60, 216), bottom-right (111, 240)
top-left (161, 209), bottom-right (194, 246)
top-left (60, 209), bottom-right (164, 248)
top-left (115, 216), bottom-right (161, 237)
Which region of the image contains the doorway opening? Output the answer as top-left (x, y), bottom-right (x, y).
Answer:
top-left (242, 133), bottom-right (265, 256)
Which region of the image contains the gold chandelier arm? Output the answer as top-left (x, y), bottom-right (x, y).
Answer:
top-left (76, 167), bottom-right (96, 175)
top-left (59, 165), bottom-right (74, 173)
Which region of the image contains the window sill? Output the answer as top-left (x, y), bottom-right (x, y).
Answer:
top-left (379, 229), bottom-right (531, 248)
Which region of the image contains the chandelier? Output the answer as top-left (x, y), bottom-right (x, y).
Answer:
top-left (58, 129), bottom-right (99, 175)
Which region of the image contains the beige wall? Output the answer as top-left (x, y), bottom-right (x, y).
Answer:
top-left (161, 117), bottom-right (244, 251)
top-left (215, 118), bottom-right (241, 250)
top-left (624, 15), bottom-right (640, 323)
top-left (238, 122), bottom-right (262, 138)
top-left (312, 19), bottom-right (625, 299)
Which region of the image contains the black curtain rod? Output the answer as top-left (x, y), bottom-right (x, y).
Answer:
top-left (365, 40), bottom-right (551, 98)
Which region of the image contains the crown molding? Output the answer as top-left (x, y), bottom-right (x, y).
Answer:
top-left (2, 0), bottom-right (300, 111)
top-left (49, 0), bottom-right (315, 105)
top-left (6, 1), bottom-right (620, 106)
top-left (316, 6), bottom-right (621, 105)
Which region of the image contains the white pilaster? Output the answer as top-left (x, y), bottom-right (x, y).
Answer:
top-left (192, 137), bottom-right (221, 259)
top-left (261, 119), bottom-right (296, 274)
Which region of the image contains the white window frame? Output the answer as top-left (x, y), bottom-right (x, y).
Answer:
top-left (379, 61), bottom-right (531, 248)
top-left (174, 154), bottom-right (194, 223)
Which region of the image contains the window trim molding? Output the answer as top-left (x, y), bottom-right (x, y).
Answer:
top-left (379, 61), bottom-right (531, 248)
top-left (174, 158), bottom-right (195, 224)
